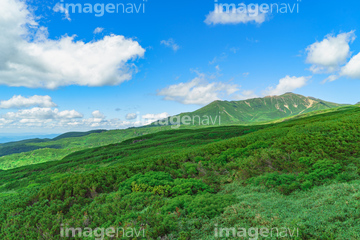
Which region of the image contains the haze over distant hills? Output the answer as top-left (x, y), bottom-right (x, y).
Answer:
top-left (0, 130), bottom-right (106, 157)
top-left (0, 134), bottom-right (59, 144)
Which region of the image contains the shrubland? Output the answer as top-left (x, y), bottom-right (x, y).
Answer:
top-left (0, 106), bottom-right (359, 239)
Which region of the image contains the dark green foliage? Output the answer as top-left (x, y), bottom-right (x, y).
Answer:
top-left (1, 106), bottom-right (360, 239)
top-left (0, 126), bottom-right (168, 169)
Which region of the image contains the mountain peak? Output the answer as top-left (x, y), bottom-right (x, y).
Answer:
top-left (184, 93), bottom-right (347, 125)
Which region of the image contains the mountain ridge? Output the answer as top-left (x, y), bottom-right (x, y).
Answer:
top-left (155, 92), bottom-right (349, 126)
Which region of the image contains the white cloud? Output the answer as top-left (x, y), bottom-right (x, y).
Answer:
top-left (204, 5), bottom-right (267, 25)
top-left (92, 110), bottom-right (105, 119)
top-left (0, 0), bottom-right (145, 89)
top-left (322, 75), bottom-right (340, 84)
top-left (306, 31), bottom-right (356, 73)
top-left (0, 95), bottom-right (57, 109)
top-left (126, 113), bottom-right (137, 120)
top-left (233, 90), bottom-right (259, 100)
top-left (0, 118), bottom-right (14, 127)
top-left (340, 52), bottom-right (360, 79)
top-left (157, 73), bottom-right (239, 105)
top-left (160, 38), bottom-right (180, 52)
top-left (0, 105), bottom-right (172, 131)
top-left (53, 3), bottom-right (71, 21)
top-left (263, 76), bottom-right (310, 96)
top-left (93, 27), bottom-right (104, 34)
top-left (142, 112), bottom-right (170, 124)
top-left (3, 108), bottom-right (83, 120)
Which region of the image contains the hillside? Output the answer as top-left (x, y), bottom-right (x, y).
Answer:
top-left (0, 126), bottom-right (171, 170)
top-left (0, 105), bottom-right (360, 239)
top-left (0, 93), bottom-right (350, 171)
top-left (0, 130), bottom-right (106, 157)
top-left (155, 93), bottom-right (348, 126)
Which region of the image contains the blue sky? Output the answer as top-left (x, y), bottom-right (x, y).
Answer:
top-left (1, 0), bottom-right (360, 135)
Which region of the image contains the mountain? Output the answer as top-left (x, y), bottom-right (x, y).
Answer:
top-left (0, 126), bottom-right (169, 170)
top-left (156, 93), bottom-right (348, 126)
top-left (0, 93), bottom-right (349, 169)
top-left (0, 130), bottom-right (107, 158)
top-left (0, 134), bottom-right (59, 144)
top-left (52, 129), bottom-right (107, 141)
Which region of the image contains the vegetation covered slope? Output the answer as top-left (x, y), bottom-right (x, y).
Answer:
top-left (0, 93), bottom-right (349, 171)
top-left (0, 130), bottom-right (106, 157)
top-left (0, 126), bottom-right (171, 170)
top-left (156, 92), bottom-right (348, 126)
top-left (0, 105), bottom-right (360, 239)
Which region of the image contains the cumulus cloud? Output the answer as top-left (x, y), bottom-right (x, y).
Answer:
top-left (92, 110), bottom-right (105, 119)
top-left (0, 104), bottom-right (174, 130)
top-left (126, 113), bottom-right (137, 120)
top-left (205, 5), bottom-right (267, 25)
top-left (0, 94), bottom-right (171, 131)
top-left (160, 38), bottom-right (180, 52)
top-left (340, 52), bottom-right (360, 79)
top-left (0, 0), bottom-right (145, 89)
top-left (263, 76), bottom-right (310, 96)
top-left (157, 73), bottom-right (240, 105)
top-left (3, 107), bottom-right (83, 120)
top-left (0, 95), bottom-right (57, 109)
top-left (306, 31), bottom-right (356, 73)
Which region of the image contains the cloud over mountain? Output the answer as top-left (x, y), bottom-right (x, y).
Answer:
top-left (157, 73), bottom-right (239, 105)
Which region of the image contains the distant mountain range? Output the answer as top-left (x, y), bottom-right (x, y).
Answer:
top-left (155, 92), bottom-right (349, 126)
top-left (0, 130), bottom-right (106, 157)
top-left (0, 134), bottom-right (59, 144)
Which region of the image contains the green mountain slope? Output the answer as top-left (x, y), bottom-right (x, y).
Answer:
top-left (0, 130), bottom-right (107, 158)
top-left (0, 93), bottom-right (350, 170)
top-left (0, 126), bottom-right (171, 170)
top-left (157, 92), bottom-right (348, 126)
top-left (1, 105), bottom-right (360, 239)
